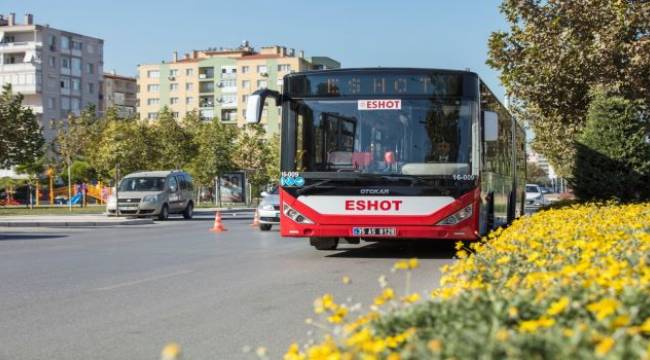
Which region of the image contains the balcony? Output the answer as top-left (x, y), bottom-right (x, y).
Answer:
top-left (0, 41), bottom-right (42, 53)
top-left (0, 61), bottom-right (41, 72)
top-left (199, 82), bottom-right (214, 93)
top-left (199, 67), bottom-right (214, 80)
top-left (7, 82), bottom-right (41, 95)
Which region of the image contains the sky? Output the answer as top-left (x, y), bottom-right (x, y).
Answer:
top-left (5, 0), bottom-right (509, 99)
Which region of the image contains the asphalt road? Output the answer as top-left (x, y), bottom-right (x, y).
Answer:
top-left (0, 213), bottom-right (457, 359)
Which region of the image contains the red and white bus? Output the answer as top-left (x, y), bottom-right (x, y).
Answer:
top-left (247, 68), bottom-right (526, 250)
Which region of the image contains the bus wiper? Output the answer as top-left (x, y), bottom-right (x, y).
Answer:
top-left (374, 175), bottom-right (429, 185)
top-left (296, 179), bottom-right (338, 195)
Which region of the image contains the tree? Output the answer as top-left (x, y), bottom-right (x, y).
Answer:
top-left (186, 119), bottom-right (238, 194)
top-left (0, 84), bottom-right (45, 168)
top-left (526, 161), bottom-right (550, 186)
top-left (88, 118), bottom-right (154, 181)
top-left (488, 0), bottom-right (650, 176)
top-left (266, 133), bottom-right (281, 184)
top-left (233, 124), bottom-right (272, 195)
top-left (152, 107), bottom-right (194, 169)
top-left (570, 89), bottom-right (650, 201)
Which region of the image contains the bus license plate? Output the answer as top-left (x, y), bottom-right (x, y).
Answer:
top-left (352, 227), bottom-right (397, 237)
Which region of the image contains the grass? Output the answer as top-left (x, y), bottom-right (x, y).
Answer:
top-left (0, 205), bottom-right (106, 216)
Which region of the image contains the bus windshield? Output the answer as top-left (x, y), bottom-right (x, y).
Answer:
top-left (288, 98), bottom-right (474, 176)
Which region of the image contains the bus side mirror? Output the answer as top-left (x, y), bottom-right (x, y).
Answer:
top-left (483, 111), bottom-right (499, 142)
top-left (246, 89), bottom-right (281, 124)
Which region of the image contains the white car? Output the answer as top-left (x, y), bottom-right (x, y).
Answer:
top-left (257, 188), bottom-right (280, 231)
top-left (525, 184), bottom-right (547, 209)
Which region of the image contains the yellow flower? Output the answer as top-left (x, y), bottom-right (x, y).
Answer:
top-left (387, 353), bottom-right (400, 360)
top-left (595, 337), bottom-right (615, 356)
top-left (587, 298), bottom-right (619, 320)
top-left (428, 339), bottom-right (442, 352)
top-left (496, 256), bottom-right (510, 265)
top-left (547, 297), bottom-right (570, 316)
top-left (393, 258), bottom-right (419, 270)
top-left (495, 329), bottom-right (509, 341)
top-left (283, 343), bottom-right (305, 360)
top-left (401, 293), bottom-right (421, 304)
top-left (455, 241), bottom-right (464, 250)
top-left (327, 306), bottom-right (348, 324)
top-left (519, 317), bottom-right (555, 333)
top-left (611, 315), bottom-right (630, 329)
top-left (341, 275), bottom-right (351, 285)
top-left (508, 307), bottom-right (518, 318)
top-left (640, 317), bottom-right (650, 334)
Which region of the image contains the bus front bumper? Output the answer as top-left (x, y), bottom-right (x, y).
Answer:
top-left (280, 222), bottom-right (478, 240)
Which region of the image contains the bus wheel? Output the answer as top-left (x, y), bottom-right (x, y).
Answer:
top-left (310, 237), bottom-right (338, 250)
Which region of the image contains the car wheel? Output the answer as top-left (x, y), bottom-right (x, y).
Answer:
top-left (183, 202), bottom-right (193, 219)
top-left (310, 237), bottom-right (339, 250)
top-left (259, 224), bottom-right (272, 231)
top-left (158, 204), bottom-right (169, 221)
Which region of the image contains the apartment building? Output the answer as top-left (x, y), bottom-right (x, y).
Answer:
top-left (137, 42), bottom-right (339, 134)
top-left (101, 71), bottom-right (137, 118)
top-left (0, 13), bottom-right (103, 141)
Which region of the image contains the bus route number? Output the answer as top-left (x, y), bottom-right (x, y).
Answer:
top-left (453, 174), bottom-right (477, 181)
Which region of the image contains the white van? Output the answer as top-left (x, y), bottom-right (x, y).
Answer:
top-left (107, 170), bottom-right (194, 220)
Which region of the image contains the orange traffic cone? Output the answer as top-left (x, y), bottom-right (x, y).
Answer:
top-left (250, 210), bottom-right (260, 227)
top-left (209, 211), bottom-right (227, 232)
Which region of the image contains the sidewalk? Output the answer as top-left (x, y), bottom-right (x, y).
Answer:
top-left (0, 215), bottom-right (153, 227)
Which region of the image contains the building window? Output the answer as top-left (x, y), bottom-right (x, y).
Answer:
top-left (278, 64), bottom-right (291, 72)
top-left (71, 98), bottom-right (81, 111)
top-left (60, 78), bottom-right (70, 89)
top-left (257, 80), bottom-right (268, 89)
top-left (71, 78), bottom-right (81, 91)
top-left (241, 66), bottom-right (250, 74)
top-left (147, 84), bottom-right (160, 92)
top-left (71, 58), bottom-right (82, 71)
top-left (61, 36), bottom-right (70, 50)
top-left (49, 35), bottom-right (56, 47)
top-left (186, 97), bottom-right (193, 105)
top-left (169, 69), bottom-right (178, 77)
top-left (221, 79), bottom-right (236, 88)
top-left (147, 98), bottom-right (160, 105)
top-left (257, 65), bottom-right (268, 73)
top-left (185, 68), bottom-right (194, 76)
top-left (222, 94), bottom-right (236, 104)
top-left (147, 70), bottom-right (160, 78)
top-left (72, 41), bottom-right (83, 51)
top-left (185, 83), bottom-right (193, 91)
top-left (242, 95), bottom-right (249, 103)
top-left (87, 63), bottom-right (95, 74)
top-left (61, 57), bottom-right (70, 69)
top-left (48, 56), bottom-right (56, 67)
top-left (242, 109), bottom-right (246, 117)
top-left (48, 97), bottom-right (56, 109)
top-left (61, 96), bottom-right (71, 110)
top-left (147, 112), bottom-right (158, 120)
top-left (88, 82), bottom-right (95, 94)
top-left (172, 112), bottom-right (179, 118)
top-left (170, 83), bottom-right (178, 91)
top-left (241, 80), bottom-right (250, 88)
top-left (87, 44), bottom-right (95, 54)
top-left (170, 97), bottom-right (179, 105)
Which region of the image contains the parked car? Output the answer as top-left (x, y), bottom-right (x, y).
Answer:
top-left (257, 187), bottom-right (280, 231)
top-left (106, 170), bottom-right (194, 220)
top-left (525, 183), bottom-right (548, 210)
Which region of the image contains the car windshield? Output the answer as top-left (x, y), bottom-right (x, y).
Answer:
top-left (526, 185), bottom-right (539, 193)
top-left (119, 177), bottom-right (166, 192)
top-left (288, 98), bottom-right (474, 176)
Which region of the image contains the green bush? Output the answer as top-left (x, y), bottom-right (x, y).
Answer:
top-left (571, 91), bottom-right (650, 201)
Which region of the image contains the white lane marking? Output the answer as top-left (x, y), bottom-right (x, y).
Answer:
top-left (93, 270), bottom-right (193, 291)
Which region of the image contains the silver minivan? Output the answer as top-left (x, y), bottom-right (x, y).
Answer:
top-left (107, 170), bottom-right (194, 220)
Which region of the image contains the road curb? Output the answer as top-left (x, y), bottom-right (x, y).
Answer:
top-left (0, 218), bottom-right (154, 227)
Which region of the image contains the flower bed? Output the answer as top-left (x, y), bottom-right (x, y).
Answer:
top-left (287, 203), bottom-right (650, 359)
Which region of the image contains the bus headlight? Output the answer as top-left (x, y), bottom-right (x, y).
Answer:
top-left (436, 204), bottom-right (473, 225)
top-left (283, 203), bottom-right (315, 224)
